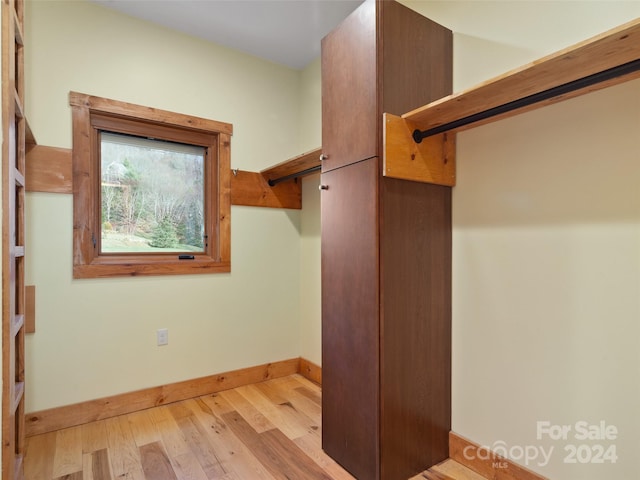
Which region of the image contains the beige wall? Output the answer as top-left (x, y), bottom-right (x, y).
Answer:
top-left (298, 58), bottom-right (322, 366)
top-left (24, 0), bottom-right (305, 411)
top-left (401, 2), bottom-right (640, 479)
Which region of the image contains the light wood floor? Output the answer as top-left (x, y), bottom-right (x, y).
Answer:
top-left (24, 374), bottom-right (483, 480)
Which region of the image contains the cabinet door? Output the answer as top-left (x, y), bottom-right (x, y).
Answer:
top-left (321, 0), bottom-right (377, 173)
top-left (321, 158), bottom-right (379, 480)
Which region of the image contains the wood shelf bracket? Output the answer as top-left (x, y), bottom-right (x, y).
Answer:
top-left (230, 169), bottom-right (302, 209)
top-left (383, 113), bottom-right (456, 187)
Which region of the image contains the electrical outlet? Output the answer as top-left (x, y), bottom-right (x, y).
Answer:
top-left (157, 328), bottom-right (169, 346)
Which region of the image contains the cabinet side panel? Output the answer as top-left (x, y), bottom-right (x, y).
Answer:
top-left (380, 179), bottom-right (452, 480)
top-left (380, 1), bottom-right (453, 115)
top-left (322, 158), bottom-right (380, 480)
top-left (321, 0), bottom-right (378, 172)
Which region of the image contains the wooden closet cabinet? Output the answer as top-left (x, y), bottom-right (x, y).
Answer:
top-left (320, 1), bottom-right (453, 479)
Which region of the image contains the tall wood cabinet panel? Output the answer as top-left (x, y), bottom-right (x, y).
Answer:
top-left (321, 158), bottom-right (380, 480)
top-left (320, 1), bottom-right (453, 479)
top-left (379, 178), bottom-right (452, 478)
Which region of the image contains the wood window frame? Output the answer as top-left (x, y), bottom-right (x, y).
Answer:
top-left (69, 92), bottom-right (232, 278)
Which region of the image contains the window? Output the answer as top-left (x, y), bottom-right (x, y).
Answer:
top-left (70, 92), bottom-right (231, 278)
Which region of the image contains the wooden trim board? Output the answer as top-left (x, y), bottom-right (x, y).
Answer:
top-left (25, 358), bottom-right (299, 437)
top-left (69, 91), bottom-right (233, 136)
top-left (298, 357), bottom-right (322, 385)
top-left (25, 357), bottom-right (321, 437)
top-left (450, 431), bottom-right (549, 480)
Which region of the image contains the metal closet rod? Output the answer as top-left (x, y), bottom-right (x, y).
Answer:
top-left (413, 57), bottom-right (640, 143)
top-left (267, 165), bottom-right (322, 187)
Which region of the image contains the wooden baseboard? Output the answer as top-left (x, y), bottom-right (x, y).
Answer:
top-left (26, 358), bottom-right (300, 437)
top-left (450, 431), bottom-right (549, 480)
top-left (298, 357), bottom-right (322, 385)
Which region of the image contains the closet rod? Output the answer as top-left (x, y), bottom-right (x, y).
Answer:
top-left (412, 58), bottom-right (640, 143)
top-left (267, 165), bottom-right (321, 186)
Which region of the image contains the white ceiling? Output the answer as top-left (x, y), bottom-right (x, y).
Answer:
top-left (93, 0), bottom-right (365, 69)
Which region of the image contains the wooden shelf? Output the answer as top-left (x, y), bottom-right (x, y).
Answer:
top-left (404, 17), bottom-right (640, 134)
top-left (260, 147), bottom-right (321, 185)
top-left (384, 17), bottom-right (640, 187)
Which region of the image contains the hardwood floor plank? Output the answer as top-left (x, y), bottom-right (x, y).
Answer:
top-left (198, 397), bottom-right (274, 480)
top-left (196, 393), bottom-right (234, 415)
top-left (150, 405), bottom-right (213, 480)
top-left (261, 428), bottom-right (336, 480)
top-left (169, 452), bottom-right (210, 480)
top-left (147, 403), bottom-right (179, 427)
top-left (235, 384), bottom-right (310, 439)
top-left (82, 453), bottom-right (95, 480)
top-left (431, 459), bottom-right (488, 480)
top-left (105, 415), bottom-right (146, 480)
top-left (128, 409), bottom-right (162, 447)
top-left (146, 406), bottom-right (209, 480)
top-left (267, 377), bottom-right (322, 422)
top-left (186, 397), bottom-right (277, 480)
top-left (84, 448), bottom-right (113, 480)
top-left (294, 432), bottom-right (356, 480)
top-left (222, 410), bottom-right (333, 480)
top-left (82, 419), bottom-right (108, 454)
top-left (218, 388), bottom-right (275, 434)
top-left (287, 375), bottom-right (322, 406)
top-left (52, 426), bottom-right (83, 477)
top-left (140, 441), bottom-right (178, 480)
top-left (25, 430), bottom-right (57, 479)
top-left (411, 459), bottom-right (489, 480)
top-left (53, 471), bottom-right (83, 480)
top-left (291, 374), bottom-right (322, 395)
top-left (169, 403), bottom-right (227, 478)
top-left (419, 471), bottom-right (450, 480)
top-left (152, 407), bottom-right (192, 458)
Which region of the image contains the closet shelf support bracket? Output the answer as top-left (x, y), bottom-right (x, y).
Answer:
top-left (383, 113), bottom-right (456, 187)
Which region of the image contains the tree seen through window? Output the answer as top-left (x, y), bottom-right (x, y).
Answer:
top-left (100, 132), bottom-right (206, 253)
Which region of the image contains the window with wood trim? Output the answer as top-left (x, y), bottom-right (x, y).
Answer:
top-left (70, 92), bottom-right (231, 278)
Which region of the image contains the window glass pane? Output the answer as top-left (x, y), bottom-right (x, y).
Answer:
top-left (100, 132), bottom-right (206, 253)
